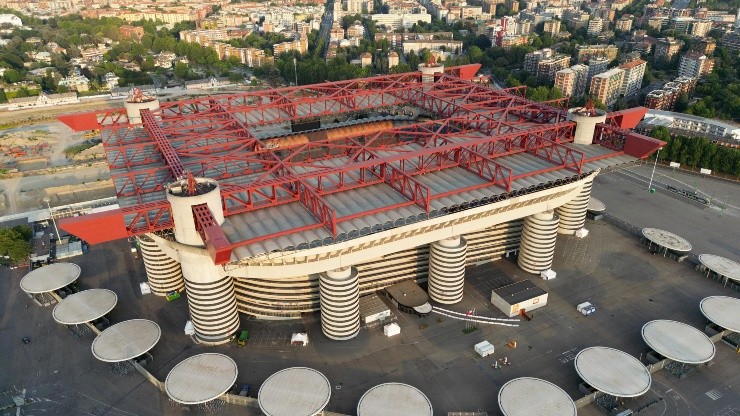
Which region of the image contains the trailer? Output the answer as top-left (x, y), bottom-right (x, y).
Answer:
top-left (474, 340), bottom-right (495, 357)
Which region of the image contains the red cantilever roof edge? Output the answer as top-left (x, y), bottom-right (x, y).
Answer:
top-left (57, 111), bottom-right (100, 132)
top-left (58, 209), bottom-right (129, 244)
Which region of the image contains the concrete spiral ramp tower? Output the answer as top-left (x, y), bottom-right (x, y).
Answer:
top-left (428, 236), bottom-right (467, 304)
top-left (518, 211), bottom-right (559, 274)
top-left (556, 177), bottom-right (593, 234)
top-left (137, 234), bottom-right (184, 296)
top-left (319, 267), bottom-right (360, 340)
top-left (166, 176), bottom-right (239, 345)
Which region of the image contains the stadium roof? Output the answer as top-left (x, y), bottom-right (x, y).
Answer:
top-left (58, 64), bottom-right (662, 264)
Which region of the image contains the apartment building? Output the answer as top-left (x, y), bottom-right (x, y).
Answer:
top-left (617, 59), bottom-right (646, 97)
top-left (554, 64), bottom-right (588, 98)
top-left (655, 37), bottom-right (683, 61)
top-left (589, 67), bottom-right (624, 107)
top-left (678, 52), bottom-right (714, 78)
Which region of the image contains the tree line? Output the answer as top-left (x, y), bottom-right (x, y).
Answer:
top-left (650, 126), bottom-right (740, 177)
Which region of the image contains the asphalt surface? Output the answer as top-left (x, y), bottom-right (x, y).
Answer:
top-left (1, 166), bottom-right (739, 416)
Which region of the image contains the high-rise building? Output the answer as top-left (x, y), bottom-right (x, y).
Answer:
top-left (655, 37), bottom-right (684, 61)
top-left (645, 90), bottom-right (672, 110)
top-left (678, 52), bottom-right (714, 78)
top-left (615, 15), bottom-right (633, 32)
top-left (589, 68), bottom-right (625, 107)
top-left (523, 48), bottom-right (553, 75)
top-left (537, 54), bottom-right (571, 83)
top-left (586, 57), bottom-right (609, 85)
top-left (617, 59), bottom-right (647, 97)
top-left (587, 17), bottom-right (603, 35)
top-left (554, 64), bottom-right (588, 98)
top-left (543, 19), bottom-right (561, 36)
top-left (689, 19), bottom-right (712, 37)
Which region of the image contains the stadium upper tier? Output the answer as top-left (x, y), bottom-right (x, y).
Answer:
top-left (58, 64), bottom-right (660, 265)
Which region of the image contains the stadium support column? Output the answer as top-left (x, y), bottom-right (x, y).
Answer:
top-left (428, 236), bottom-right (467, 304)
top-left (319, 267), bottom-right (360, 341)
top-left (517, 211), bottom-right (559, 274)
top-left (556, 177), bottom-right (594, 234)
top-left (137, 234), bottom-right (184, 296)
top-left (166, 177), bottom-right (239, 345)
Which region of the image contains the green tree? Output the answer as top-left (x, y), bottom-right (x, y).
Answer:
top-left (674, 92), bottom-right (689, 113)
top-left (0, 89), bottom-right (7, 103)
top-left (173, 62), bottom-right (190, 80)
top-left (0, 225), bottom-right (32, 263)
top-left (3, 68), bottom-right (23, 83)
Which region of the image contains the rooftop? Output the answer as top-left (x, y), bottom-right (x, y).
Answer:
top-left (20, 262), bottom-right (81, 294)
top-left (574, 346), bottom-right (651, 397)
top-left (492, 279), bottom-right (547, 305)
top-left (91, 319), bottom-right (161, 363)
top-left (498, 377), bottom-right (576, 416)
top-left (52, 288), bottom-right (118, 325)
top-left (164, 353), bottom-right (238, 405)
top-left (641, 320), bottom-right (715, 364)
top-left (258, 367), bottom-right (331, 416)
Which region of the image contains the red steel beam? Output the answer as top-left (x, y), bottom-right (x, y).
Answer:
top-left (192, 203), bottom-right (232, 265)
top-left (140, 109), bottom-right (184, 178)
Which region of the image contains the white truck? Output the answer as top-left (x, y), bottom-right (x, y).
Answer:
top-left (577, 302), bottom-right (596, 316)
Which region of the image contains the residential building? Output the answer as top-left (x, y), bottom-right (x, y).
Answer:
top-left (103, 72), bottom-right (120, 90)
top-left (690, 19), bottom-right (712, 37)
top-left (586, 57), bottom-right (609, 85)
top-left (576, 44), bottom-right (619, 62)
top-left (360, 52), bottom-right (372, 68)
top-left (5, 92), bottom-right (79, 110)
top-left (678, 52), bottom-right (714, 78)
top-left (388, 51), bottom-right (399, 68)
top-left (554, 64), bottom-right (588, 98)
top-left (587, 17), bottom-right (603, 36)
top-left (543, 19), bottom-right (561, 36)
top-left (273, 36), bottom-right (309, 55)
top-left (645, 89), bottom-right (673, 110)
top-left (58, 74), bottom-right (90, 92)
top-left (330, 23), bottom-right (345, 41)
top-left (523, 48), bottom-right (553, 75)
top-left (119, 25), bottom-right (144, 41)
top-left (639, 110), bottom-right (740, 143)
top-left (184, 77), bottom-right (232, 90)
top-left (402, 40), bottom-right (463, 55)
top-left (617, 59), bottom-right (646, 97)
top-left (536, 54), bottom-right (570, 83)
top-left (615, 15), bottom-right (633, 32)
top-left (720, 30), bottom-right (740, 52)
top-left (589, 67), bottom-right (624, 107)
top-left (691, 39), bottom-right (716, 55)
top-left (654, 37), bottom-right (683, 61)
top-left (370, 13), bottom-right (432, 30)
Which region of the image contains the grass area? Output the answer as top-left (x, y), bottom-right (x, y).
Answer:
top-left (462, 326), bottom-right (479, 334)
top-left (63, 140), bottom-right (100, 157)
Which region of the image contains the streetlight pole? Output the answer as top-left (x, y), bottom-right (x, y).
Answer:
top-left (647, 148), bottom-right (660, 192)
top-left (293, 57), bottom-right (298, 86)
top-left (43, 197), bottom-right (60, 240)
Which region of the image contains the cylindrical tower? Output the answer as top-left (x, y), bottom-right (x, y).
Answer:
top-left (428, 236), bottom-right (467, 304)
top-left (517, 210), bottom-right (559, 274)
top-left (166, 177), bottom-right (239, 345)
top-left (557, 177), bottom-right (593, 234)
top-left (179, 249), bottom-right (240, 344)
top-left (137, 234), bottom-right (184, 296)
top-left (567, 105), bottom-right (607, 145)
top-left (418, 62), bottom-right (444, 83)
top-left (319, 267), bottom-right (360, 340)
top-left (166, 177), bottom-right (225, 246)
top-left (124, 96), bottom-right (160, 124)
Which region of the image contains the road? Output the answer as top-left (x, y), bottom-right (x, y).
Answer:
top-left (319, 0), bottom-right (334, 59)
top-left (593, 163), bottom-right (740, 259)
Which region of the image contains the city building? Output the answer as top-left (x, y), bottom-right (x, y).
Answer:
top-left (586, 57), bottom-right (609, 85)
top-left (615, 15), bottom-right (633, 32)
top-left (617, 59), bottom-right (646, 98)
top-left (536, 54), bottom-right (571, 83)
top-left (57, 64), bottom-right (662, 344)
top-left (388, 51), bottom-right (399, 68)
top-left (274, 36), bottom-right (309, 55)
top-left (119, 25), bottom-right (145, 41)
top-left (360, 52), bottom-right (372, 68)
top-left (655, 37), bottom-right (683, 61)
top-left (58, 74), bottom-right (91, 92)
top-left (721, 30), bottom-right (740, 52)
top-left (523, 48), bottom-right (553, 75)
top-left (690, 19), bottom-right (712, 37)
top-left (576, 44), bottom-right (619, 62)
top-left (555, 64), bottom-right (588, 98)
top-left (678, 52), bottom-right (714, 78)
top-left (371, 13), bottom-right (432, 30)
top-left (589, 67), bottom-right (625, 107)
top-left (543, 19), bottom-right (561, 36)
top-left (639, 110), bottom-right (740, 143)
top-left (402, 40), bottom-right (463, 55)
top-left (4, 92), bottom-right (79, 111)
top-left (645, 89), bottom-right (673, 110)
top-left (0, 13), bottom-right (22, 26)
top-left (587, 17), bottom-right (603, 36)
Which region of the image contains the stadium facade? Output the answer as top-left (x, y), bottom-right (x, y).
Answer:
top-left (59, 64), bottom-right (662, 344)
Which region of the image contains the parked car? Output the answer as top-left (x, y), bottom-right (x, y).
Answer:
top-left (577, 302), bottom-right (596, 316)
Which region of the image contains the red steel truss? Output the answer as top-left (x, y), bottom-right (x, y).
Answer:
top-left (58, 64), bottom-right (663, 264)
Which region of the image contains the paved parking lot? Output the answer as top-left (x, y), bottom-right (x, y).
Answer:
top-left (2, 167), bottom-right (739, 415)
